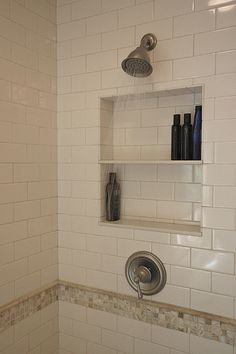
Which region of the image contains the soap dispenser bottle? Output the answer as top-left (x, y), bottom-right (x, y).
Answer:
top-left (171, 114), bottom-right (181, 160)
top-left (192, 105), bottom-right (202, 160)
top-left (106, 172), bottom-right (121, 221)
top-left (181, 113), bottom-right (192, 160)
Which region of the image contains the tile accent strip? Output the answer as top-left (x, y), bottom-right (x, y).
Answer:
top-left (0, 280), bottom-right (235, 346)
top-left (58, 281), bottom-right (236, 345)
top-left (0, 281), bottom-right (58, 333)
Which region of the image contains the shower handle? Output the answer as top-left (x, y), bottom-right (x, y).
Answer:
top-left (134, 265), bottom-right (152, 299)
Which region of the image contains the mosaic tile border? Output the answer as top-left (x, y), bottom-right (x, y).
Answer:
top-left (0, 280), bottom-right (235, 346)
top-left (0, 281), bottom-right (58, 333)
top-left (58, 281), bottom-right (236, 346)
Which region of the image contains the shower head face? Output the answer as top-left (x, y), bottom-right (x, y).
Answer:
top-left (121, 46), bottom-right (153, 77)
top-left (121, 33), bottom-right (156, 77)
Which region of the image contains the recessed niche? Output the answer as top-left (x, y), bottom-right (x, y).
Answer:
top-left (99, 85), bottom-right (203, 236)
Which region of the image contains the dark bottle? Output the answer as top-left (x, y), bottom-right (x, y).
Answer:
top-left (106, 172), bottom-right (121, 221)
top-left (181, 113), bottom-right (193, 160)
top-left (171, 114), bottom-right (181, 160)
top-left (192, 105), bottom-right (202, 160)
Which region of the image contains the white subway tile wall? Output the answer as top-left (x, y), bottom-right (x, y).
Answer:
top-left (57, 0), bottom-right (236, 339)
top-left (0, 0), bottom-right (58, 341)
top-left (1, 0), bottom-right (236, 352)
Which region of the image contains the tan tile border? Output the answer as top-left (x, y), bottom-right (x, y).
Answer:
top-left (0, 280), bottom-right (235, 345)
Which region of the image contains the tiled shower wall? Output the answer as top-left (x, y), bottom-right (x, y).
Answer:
top-left (57, 0), bottom-right (236, 352)
top-left (0, 0), bottom-right (57, 306)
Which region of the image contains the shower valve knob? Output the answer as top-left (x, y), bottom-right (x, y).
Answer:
top-left (134, 266), bottom-right (152, 299)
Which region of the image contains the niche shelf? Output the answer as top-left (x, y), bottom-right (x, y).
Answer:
top-left (99, 160), bottom-right (202, 165)
top-left (100, 85), bottom-right (203, 236)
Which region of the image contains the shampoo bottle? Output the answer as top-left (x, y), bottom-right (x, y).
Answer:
top-left (106, 172), bottom-right (121, 221)
top-left (192, 105), bottom-right (202, 160)
top-left (181, 113), bottom-right (192, 160)
top-left (171, 114), bottom-right (181, 160)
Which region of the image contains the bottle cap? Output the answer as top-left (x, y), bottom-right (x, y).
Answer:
top-left (195, 105), bottom-right (202, 111)
top-left (184, 113), bottom-right (191, 124)
top-left (173, 114), bottom-right (180, 125)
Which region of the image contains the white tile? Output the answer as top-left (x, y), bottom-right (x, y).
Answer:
top-left (71, 0), bottom-right (101, 20)
top-left (171, 266), bottom-right (211, 291)
top-left (135, 338), bottom-right (169, 354)
top-left (190, 334), bottom-right (233, 354)
top-left (217, 4), bottom-right (236, 29)
top-left (102, 27), bottom-right (135, 51)
top-left (117, 316), bottom-right (151, 340)
top-left (118, 2), bottom-right (153, 28)
top-left (213, 230), bottom-right (236, 252)
top-left (154, 0), bottom-right (194, 19)
top-left (58, 20), bottom-right (86, 41)
top-left (87, 308), bottom-right (117, 331)
top-left (173, 54), bottom-right (215, 79)
top-left (87, 269), bottom-right (117, 292)
top-left (203, 164), bottom-right (235, 185)
top-left (152, 244), bottom-right (190, 267)
top-left (151, 325), bottom-right (189, 352)
top-left (73, 320), bottom-right (101, 344)
top-left (191, 248), bottom-right (234, 273)
top-left (152, 284), bottom-right (190, 307)
top-left (87, 12), bottom-right (117, 35)
top-left (191, 289), bottom-right (234, 318)
top-left (175, 183), bottom-right (201, 202)
top-left (216, 50), bottom-right (236, 74)
top-left (136, 18), bottom-right (172, 42)
top-left (156, 36), bottom-right (194, 61)
top-left (214, 186), bottom-right (236, 208)
top-left (102, 329), bottom-right (134, 354)
top-left (212, 272), bottom-right (236, 296)
top-left (195, 27), bottom-right (236, 55)
top-left (202, 207), bottom-right (235, 230)
top-left (174, 10), bottom-right (215, 36)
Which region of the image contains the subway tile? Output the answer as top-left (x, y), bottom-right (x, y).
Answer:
top-left (87, 12), bottom-right (117, 35)
top-left (173, 54), bottom-right (215, 79)
top-left (15, 271), bottom-right (41, 298)
top-left (118, 239), bottom-right (151, 257)
top-left (190, 334), bottom-right (233, 354)
top-left (152, 243), bottom-right (190, 266)
top-left (203, 164), bottom-right (235, 185)
top-left (87, 342), bottom-right (117, 354)
top-left (87, 308), bottom-right (117, 331)
top-left (136, 18), bottom-right (172, 42)
top-left (87, 50), bottom-right (117, 72)
top-left (216, 50), bottom-right (236, 74)
top-left (151, 325), bottom-right (189, 352)
top-left (216, 4), bottom-right (236, 29)
top-left (72, 34), bottom-right (101, 57)
top-left (191, 289), bottom-right (234, 318)
top-left (174, 10), bottom-right (215, 37)
top-left (60, 333), bottom-right (86, 353)
top-left (135, 338), bottom-right (169, 354)
top-left (213, 229), bottom-right (236, 252)
top-left (175, 183), bottom-right (201, 202)
top-left (171, 266), bottom-right (211, 291)
top-left (86, 269), bottom-right (117, 292)
top-left (73, 320), bottom-right (101, 344)
top-left (204, 119), bottom-right (236, 142)
top-left (157, 201), bottom-right (193, 221)
top-left (155, 36), bottom-right (193, 61)
top-left (102, 0), bottom-right (135, 11)
top-left (71, 0), bottom-right (101, 20)
top-left (212, 272), bottom-right (236, 296)
top-left (191, 248), bottom-right (234, 273)
top-left (195, 27), bottom-right (236, 55)
top-left (102, 329), bottom-right (134, 354)
top-left (202, 207), bottom-right (235, 229)
top-left (154, 0), bottom-right (193, 19)
top-left (117, 316), bottom-right (151, 341)
top-left (58, 56), bottom-right (86, 76)
top-left (214, 186), bottom-right (236, 208)
top-left (15, 236), bottom-right (40, 260)
top-left (58, 20), bottom-right (86, 41)
top-left (141, 181), bottom-right (174, 200)
top-left (119, 2), bottom-right (153, 28)
top-left (102, 27), bottom-right (135, 51)
top-left (152, 284), bottom-right (190, 308)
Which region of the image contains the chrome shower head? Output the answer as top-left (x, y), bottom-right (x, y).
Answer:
top-left (121, 33), bottom-right (157, 78)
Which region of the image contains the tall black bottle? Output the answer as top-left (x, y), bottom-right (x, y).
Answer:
top-left (192, 105), bottom-right (202, 160)
top-left (181, 113), bottom-right (193, 160)
top-left (171, 114), bottom-right (181, 160)
top-left (106, 172), bottom-right (121, 221)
